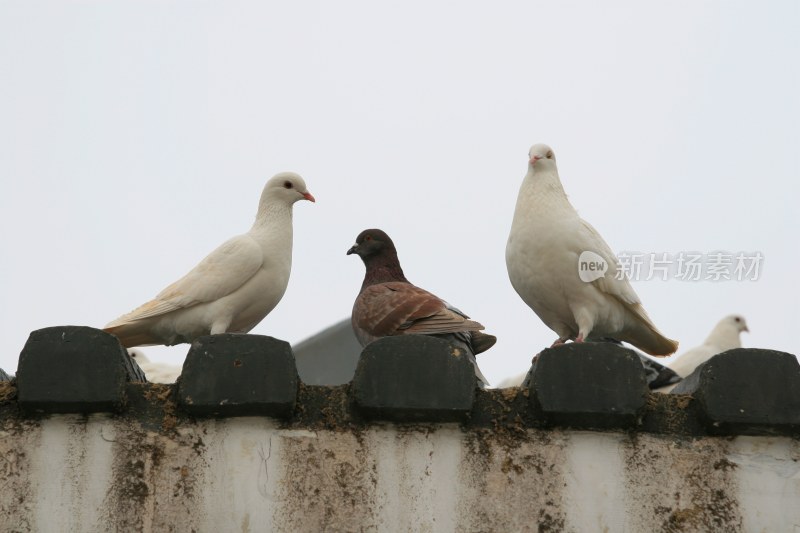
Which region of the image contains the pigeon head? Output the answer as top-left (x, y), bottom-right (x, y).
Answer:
top-left (128, 349), bottom-right (150, 364)
top-left (347, 229), bottom-right (408, 286)
top-left (706, 314), bottom-right (749, 349)
top-left (528, 143), bottom-right (557, 170)
top-left (724, 314), bottom-right (749, 334)
top-left (262, 172), bottom-right (316, 206)
top-left (347, 229), bottom-right (397, 259)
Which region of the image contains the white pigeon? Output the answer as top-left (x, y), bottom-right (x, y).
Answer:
top-left (496, 371), bottom-right (527, 388)
top-left (128, 349), bottom-right (182, 384)
top-left (506, 143), bottom-right (678, 356)
top-left (656, 314), bottom-right (749, 392)
top-left (104, 172), bottom-right (315, 347)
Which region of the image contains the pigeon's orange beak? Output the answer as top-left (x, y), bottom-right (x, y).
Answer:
top-left (302, 192), bottom-right (316, 202)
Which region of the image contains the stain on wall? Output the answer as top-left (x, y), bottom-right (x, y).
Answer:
top-left (459, 429), bottom-right (570, 532)
top-left (623, 434), bottom-right (742, 532)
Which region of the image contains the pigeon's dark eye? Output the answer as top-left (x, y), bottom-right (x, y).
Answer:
top-left (546, 151), bottom-right (553, 159)
top-left (283, 181), bottom-right (293, 189)
top-left (734, 317), bottom-right (741, 322)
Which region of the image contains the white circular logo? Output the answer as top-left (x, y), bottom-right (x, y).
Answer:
top-left (578, 251), bottom-right (608, 282)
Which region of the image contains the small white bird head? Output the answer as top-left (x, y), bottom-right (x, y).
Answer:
top-left (724, 314), bottom-right (749, 334)
top-left (263, 172), bottom-right (316, 205)
top-left (528, 143), bottom-right (557, 170)
top-left (128, 348), bottom-right (150, 364)
top-left (705, 314), bottom-right (749, 350)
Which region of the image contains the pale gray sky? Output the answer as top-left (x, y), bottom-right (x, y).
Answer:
top-left (1, 1), bottom-right (798, 385)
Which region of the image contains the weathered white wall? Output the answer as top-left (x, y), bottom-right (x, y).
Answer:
top-left (1, 415), bottom-right (799, 532)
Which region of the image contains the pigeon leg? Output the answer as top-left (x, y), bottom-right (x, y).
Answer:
top-left (574, 310), bottom-right (594, 345)
top-left (210, 318), bottom-right (232, 335)
top-left (550, 337), bottom-right (569, 348)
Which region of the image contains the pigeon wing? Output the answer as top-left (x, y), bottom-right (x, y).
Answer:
top-left (577, 219), bottom-right (641, 306)
top-left (105, 234), bottom-right (263, 327)
top-left (575, 219), bottom-right (677, 355)
top-left (354, 282), bottom-right (484, 339)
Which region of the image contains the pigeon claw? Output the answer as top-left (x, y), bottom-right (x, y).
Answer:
top-left (550, 337), bottom-right (567, 348)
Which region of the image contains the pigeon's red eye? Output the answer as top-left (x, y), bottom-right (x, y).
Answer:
top-left (283, 181), bottom-right (293, 189)
top-left (364, 235), bottom-right (372, 241)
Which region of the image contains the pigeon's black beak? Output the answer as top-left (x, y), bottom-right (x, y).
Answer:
top-left (346, 244), bottom-right (358, 256)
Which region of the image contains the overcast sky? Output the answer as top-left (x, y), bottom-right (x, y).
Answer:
top-left (1, 1), bottom-right (798, 385)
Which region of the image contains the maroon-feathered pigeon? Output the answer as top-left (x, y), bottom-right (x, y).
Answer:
top-left (347, 229), bottom-right (495, 387)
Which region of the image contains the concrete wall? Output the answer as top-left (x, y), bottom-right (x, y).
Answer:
top-left (5, 329), bottom-right (800, 532)
top-left (1, 409), bottom-right (799, 532)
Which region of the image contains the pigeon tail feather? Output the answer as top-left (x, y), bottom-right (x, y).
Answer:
top-left (617, 323), bottom-right (678, 357)
top-left (470, 331), bottom-right (497, 355)
top-left (103, 323), bottom-right (163, 348)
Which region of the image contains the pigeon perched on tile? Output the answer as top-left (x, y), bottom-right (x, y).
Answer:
top-left (104, 172), bottom-right (315, 347)
top-left (496, 346), bottom-right (680, 390)
top-left (128, 349), bottom-right (182, 384)
top-left (654, 314), bottom-right (749, 392)
top-left (592, 337), bottom-right (683, 389)
top-left (347, 229), bottom-right (495, 387)
top-left (506, 143), bottom-right (678, 356)
top-left (637, 354), bottom-right (682, 390)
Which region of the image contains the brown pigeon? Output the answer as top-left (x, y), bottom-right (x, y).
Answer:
top-left (347, 228), bottom-right (495, 386)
